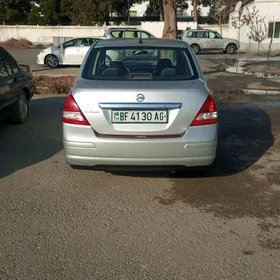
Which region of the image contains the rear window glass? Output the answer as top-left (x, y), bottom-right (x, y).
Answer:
top-left (82, 47), bottom-right (199, 81)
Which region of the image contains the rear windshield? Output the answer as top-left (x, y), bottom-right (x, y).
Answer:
top-left (82, 46), bottom-right (199, 81)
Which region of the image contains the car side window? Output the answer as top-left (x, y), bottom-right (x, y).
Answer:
top-left (75, 39), bottom-right (85, 47)
top-left (2, 51), bottom-right (19, 75)
top-left (196, 32), bottom-right (205, 38)
top-left (88, 38), bottom-right (95, 45)
top-left (63, 40), bottom-right (75, 48)
top-left (203, 32), bottom-right (209, 38)
top-left (209, 32), bottom-right (216, 39)
top-left (187, 31), bottom-right (195, 37)
top-left (111, 31), bottom-right (123, 38)
top-left (140, 32), bottom-right (151, 38)
top-left (209, 32), bottom-right (221, 39)
top-left (0, 56), bottom-right (9, 78)
top-left (124, 31), bottom-right (137, 38)
top-left (214, 32), bottom-right (222, 39)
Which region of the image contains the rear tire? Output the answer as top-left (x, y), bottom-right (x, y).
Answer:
top-left (226, 44), bottom-right (237, 54)
top-left (191, 44), bottom-right (200, 55)
top-left (10, 90), bottom-right (29, 124)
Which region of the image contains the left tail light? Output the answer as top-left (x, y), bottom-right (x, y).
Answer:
top-left (62, 94), bottom-right (90, 125)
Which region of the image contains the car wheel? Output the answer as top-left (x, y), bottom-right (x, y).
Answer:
top-left (46, 54), bottom-right (59, 68)
top-left (105, 55), bottom-right (112, 67)
top-left (226, 44), bottom-right (237, 54)
top-left (10, 90), bottom-right (29, 124)
top-left (191, 44), bottom-right (200, 55)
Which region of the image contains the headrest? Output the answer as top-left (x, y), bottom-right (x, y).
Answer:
top-left (160, 68), bottom-right (176, 77)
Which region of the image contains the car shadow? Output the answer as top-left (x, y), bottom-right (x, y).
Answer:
top-left (107, 104), bottom-right (274, 178)
top-left (0, 96), bottom-right (65, 179)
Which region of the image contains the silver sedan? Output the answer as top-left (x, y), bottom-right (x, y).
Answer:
top-left (62, 38), bottom-right (218, 170)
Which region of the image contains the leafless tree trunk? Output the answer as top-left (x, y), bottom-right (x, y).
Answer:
top-left (162, 0), bottom-right (177, 39)
top-left (219, 14), bottom-right (222, 35)
top-left (193, 0), bottom-right (198, 23)
top-left (267, 21), bottom-right (275, 60)
top-left (257, 42), bottom-right (261, 56)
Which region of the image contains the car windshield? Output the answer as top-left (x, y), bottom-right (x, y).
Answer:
top-left (82, 46), bottom-right (199, 81)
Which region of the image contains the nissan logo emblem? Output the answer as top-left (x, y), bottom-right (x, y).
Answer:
top-left (136, 94), bottom-right (145, 102)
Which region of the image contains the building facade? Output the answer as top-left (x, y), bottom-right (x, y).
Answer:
top-left (229, 0), bottom-right (280, 53)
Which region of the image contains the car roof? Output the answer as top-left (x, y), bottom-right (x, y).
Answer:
top-left (185, 29), bottom-right (215, 32)
top-left (94, 38), bottom-right (187, 48)
top-left (107, 27), bottom-right (138, 30)
top-left (70, 36), bottom-right (105, 40)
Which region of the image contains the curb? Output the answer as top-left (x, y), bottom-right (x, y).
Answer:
top-left (33, 72), bottom-right (77, 77)
top-left (213, 93), bottom-right (280, 104)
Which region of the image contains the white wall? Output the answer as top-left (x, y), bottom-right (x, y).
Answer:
top-left (0, 22), bottom-right (198, 44)
top-left (229, 0), bottom-right (280, 52)
top-left (141, 21), bottom-right (197, 38)
top-left (0, 25), bottom-right (139, 43)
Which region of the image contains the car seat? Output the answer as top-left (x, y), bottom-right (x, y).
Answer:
top-left (155, 58), bottom-right (173, 76)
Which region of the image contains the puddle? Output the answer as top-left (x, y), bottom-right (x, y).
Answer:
top-left (225, 61), bottom-right (280, 80)
top-left (243, 89), bottom-right (280, 95)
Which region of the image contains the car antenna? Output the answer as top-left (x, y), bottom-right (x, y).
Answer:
top-left (138, 31), bottom-right (143, 44)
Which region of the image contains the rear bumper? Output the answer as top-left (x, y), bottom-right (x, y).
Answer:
top-left (63, 123), bottom-right (218, 168)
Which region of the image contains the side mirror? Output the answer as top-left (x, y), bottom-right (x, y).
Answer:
top-left (60, 45), bottom-right (64, 52)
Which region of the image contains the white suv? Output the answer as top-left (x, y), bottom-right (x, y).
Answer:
top-left (181, 29), bottom-right (240, 55)
top-left (103, 28), bottom-right (155, 39)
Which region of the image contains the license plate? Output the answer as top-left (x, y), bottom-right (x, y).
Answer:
top-left (111, 110), bottom-right (168, 123)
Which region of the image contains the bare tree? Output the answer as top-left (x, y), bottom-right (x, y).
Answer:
top-left (162, 0), bottom-right (177, 39)
top-left (267, 19), bottom-right (275, 60)
top-left (251, 16), bottom-right (267, 57)
top-left (209, 0), bottom-right (229, 35)
top-left (242, 6), bottom-right (257, 54)
top-left (241, 5), bottom-right (267, 57)
top-left (232, 10), bottom-right (246, 57)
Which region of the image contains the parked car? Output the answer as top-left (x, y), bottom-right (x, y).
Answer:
top-left (62, 38), bottom-right (218, 171)
top-left (103, 28), bottom-right (156, 39)
top-left (181, 29), bottom-right (240, 54)
top-left (0, 46), bottom-right (35, 124)
top-left (37, 36), bottom-right (117, 68)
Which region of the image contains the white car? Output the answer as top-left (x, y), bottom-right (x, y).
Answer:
top-left (37, 37), bottom-right (120, 68)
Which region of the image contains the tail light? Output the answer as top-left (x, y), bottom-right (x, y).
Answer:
top-left (191, 94), bottom-right (218, 126)
top-left (62, 94), bottom-right (90, 125)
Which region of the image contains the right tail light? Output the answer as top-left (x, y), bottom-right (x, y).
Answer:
top-left (190, 94), bottom-right (218, 126)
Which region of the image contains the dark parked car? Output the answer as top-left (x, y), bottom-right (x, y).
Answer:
top-left (0, 46), bottom-right (35, 124)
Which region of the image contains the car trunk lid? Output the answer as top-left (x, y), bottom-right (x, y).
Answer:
top-left (72, 79), bottom-right (209, 137)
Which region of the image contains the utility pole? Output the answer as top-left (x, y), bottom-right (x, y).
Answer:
top-left (193, 0), bottom-right (198, 23)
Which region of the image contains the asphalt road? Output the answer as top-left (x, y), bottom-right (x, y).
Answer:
top-left (1, 96), bottom-right (280, 280)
